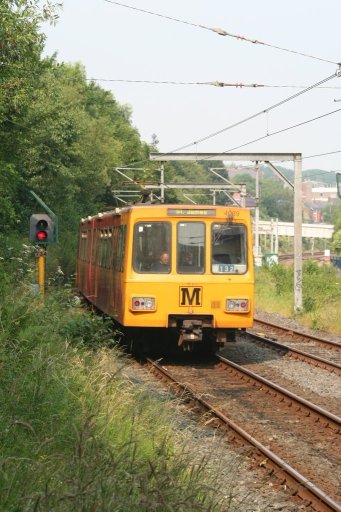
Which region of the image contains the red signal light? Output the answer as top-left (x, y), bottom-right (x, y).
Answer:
top-left (37, 230), bottom-right (48, 241)
top-left (29, 214), bottom-right (55, 245)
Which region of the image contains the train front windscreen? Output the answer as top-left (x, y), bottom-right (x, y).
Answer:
top-left (132, 221), bottom-right (247, 275)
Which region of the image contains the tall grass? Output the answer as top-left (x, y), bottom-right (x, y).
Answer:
top-left (0, 277), bottom-right (223, 510)
top-left (255, 261), bottom-right (341, 333)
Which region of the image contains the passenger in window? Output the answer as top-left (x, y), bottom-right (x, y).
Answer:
top-left (179, 252), bottom-right (194, 270)
top-left (152, 251), bottom-right (170, 272)
top-left (183, 252), bottom-right (193, 265)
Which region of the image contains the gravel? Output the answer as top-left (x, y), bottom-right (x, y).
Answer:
top-left (261, 358), bottom-right (341, 398)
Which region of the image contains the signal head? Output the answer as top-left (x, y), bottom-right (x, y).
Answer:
top-left (29, 214), bottom-right (55, 245)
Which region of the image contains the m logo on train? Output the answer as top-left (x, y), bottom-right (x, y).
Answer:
top-left (180, 287), bottom-right (202, 307)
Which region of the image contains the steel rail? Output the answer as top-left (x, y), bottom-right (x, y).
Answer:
top-left (146, 357), bottom-right (341, 512)
top-left (246, 331), bottom-right (341, 376)
top-left (253, 318), bottom-right (341, 349)
top-left (278, 251), bottom-right (325, 262)
top-left (216, 354), bottom-right (341, 433)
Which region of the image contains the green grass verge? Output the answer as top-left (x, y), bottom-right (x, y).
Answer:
top-left (255, 261), bottom-right (341, 333)
top-left (0, 285), bottom-right (223, 511)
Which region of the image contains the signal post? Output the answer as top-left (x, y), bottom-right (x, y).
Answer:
top-left (29, 193), bottom-right (58, 296)
top-left (37, 247), bottom-right (46, 296)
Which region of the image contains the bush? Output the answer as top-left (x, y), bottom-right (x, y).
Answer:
top-left (63, 313), bottom-right (118, 349)
top-left (256, 261), bottom-right (341, 333)
top-left (269, 264), bottom-right (293, 296)
top-left (331, 229), bottom-right (341, 255)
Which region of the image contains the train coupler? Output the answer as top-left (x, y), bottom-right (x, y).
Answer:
top-left (178, 319), bottom-right (203, 347)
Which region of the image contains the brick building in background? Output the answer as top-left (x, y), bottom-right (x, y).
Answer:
top-left (302, 182), bottom-right (338, 222)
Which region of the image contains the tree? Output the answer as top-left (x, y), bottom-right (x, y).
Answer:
top-left (150, 133), bottom-right (159, 150)
top-left (331, 230), bottom-right (341, 254)
top-left (0, 1), bottom-right (61, 234)
top-left (231, 173), bottom-right (256, 195)
top-left (332, 204), bottom-right (341, 232)
top-left (0, 1), bottom-right (60, 121)
top-left (260, 178), bottom-right (294, 221)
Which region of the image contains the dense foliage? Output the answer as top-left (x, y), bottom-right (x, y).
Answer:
top-left (0, 2), bottom-right (152, 273)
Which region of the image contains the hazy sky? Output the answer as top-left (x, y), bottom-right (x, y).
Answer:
top-left (43, 0), bottom-right (341, 175)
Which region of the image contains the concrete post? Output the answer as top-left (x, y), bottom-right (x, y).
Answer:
top-left (160, 163), bottom-right (165, 203)
top-left (294, 155), bottom-right (303, 311)
top-left (275, 218), bottom-right (279, 254)
top-left (254, 161), bottom-right (260, 256)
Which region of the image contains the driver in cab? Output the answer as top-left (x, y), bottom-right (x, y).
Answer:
top-left (152, 251), bottom-right (170, 272)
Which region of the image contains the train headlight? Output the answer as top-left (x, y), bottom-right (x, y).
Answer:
top-left (131, 297), bottom-right (156, 311)
top-left (226, 299), bottom-right (249, 312)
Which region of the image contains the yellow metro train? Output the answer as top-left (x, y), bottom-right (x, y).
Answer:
top-left (76, 204), bottom-right (254, 354)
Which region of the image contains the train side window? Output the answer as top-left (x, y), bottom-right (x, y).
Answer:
top-left (211, 223), bottom-right (247, 274)
top-left (79, 231), bottom-right (88, 261)
top-left (99, 229), bottom-right (111, 268)
top-left (85, 232), bottom-right (90, 262)
top-left (106, 229), bottom-right (113, 268)
top-left (133, 222), bottom-right (171, 273)
top-left (122, 225), bottom-right (127, 271)
top-left (99, 230), bottom-right (105, 267)
top-left (112, 226), bottom-right (118, 269)
top-left (92, 229), bottom-right (100, 265)
top-left (177, 222), bottom-right (205, 274)
top-left (115, 224), bottom-right (126, 272)
top-left (80, 234), bottom-right (83, 261)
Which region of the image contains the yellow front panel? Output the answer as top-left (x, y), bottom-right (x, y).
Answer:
top-left (121, 204), bottom-right (254, 329)
top-left (122, 275), bottom-right (254, 328)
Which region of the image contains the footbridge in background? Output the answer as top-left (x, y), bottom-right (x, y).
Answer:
top-left (256, 221), bottom-right (334, 239)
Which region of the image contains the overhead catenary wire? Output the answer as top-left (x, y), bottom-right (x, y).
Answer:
top-left (148, 111), bottom-right (341, 192)
top-left (202, 107), bottom-right (341, 161)
top-left (276, 149), bottom-right (341, 163)
top-left (103, 0), bottom-right (338, 65)
top-left (3, 62), bottom-right (341, 89)
top-left (84, 77), bottom-right (341, 89)
top-left (124, 108), bottom-right (341, 191)
top-left (117, 107), bottom-right (341, 182)
top-left (86, 70), bottom-right (340, 173)
top-left (162, 72), bottom-right (338, 156)
top-left (113, 70), bottom-right (339, 173)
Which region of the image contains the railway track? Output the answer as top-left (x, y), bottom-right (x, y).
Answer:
top-left (247, 318), bottom-right (341, 375)
top-left (145, 355), bottom-right (341, 512)
top-left (278, 252), bottom-right (326, 263)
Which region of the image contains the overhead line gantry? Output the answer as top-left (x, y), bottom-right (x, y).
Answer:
top-left (149, 152), bottom-right (303, 312)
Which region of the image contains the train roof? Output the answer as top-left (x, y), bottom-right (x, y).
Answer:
top-left (79, 203), bottom-right (251, 225)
